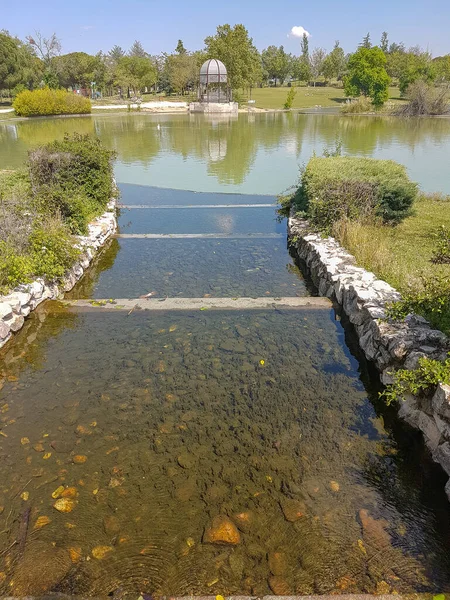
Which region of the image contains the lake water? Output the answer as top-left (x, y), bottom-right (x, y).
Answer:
top-left (1, 113), bottom-right (450, 597)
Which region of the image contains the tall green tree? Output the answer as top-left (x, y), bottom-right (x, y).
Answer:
top-left (166, 52), bottom-right (198, 94)
top-left (380, 32), bottom-right (389, 53)
top-left (204, 24), bottom-right (262, 90)
top-left (297, 32), bottom-right (311, 83)
top-left (310, 47), bottom-right (327, 86)
top-left (344, 46), bottom-right (391, 106)
top-left (175, 40), bottom-right (187, 55)
top-left (54, 52), bottom-right (100, 89)
top-left (261, 45), bottom-right (290, 86)
top-left (0, 31), bottom-right (40, 92)
top-left (433, 55), bottom-right (450, 84)
top-left (109, 45), bottom-right (125, 63)
top-left (129, 40), bottom-right (147, 58)
top-left (360, 32), bottom-right (372, 49)
top-left (322, 41), bottom-right (346, 80)
top-left (115, 55), bottom-right (157, 95)
top-left (398, 49), bottom-right (435, 95)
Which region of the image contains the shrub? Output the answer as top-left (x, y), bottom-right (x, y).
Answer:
top-left (293, 156), bottom-right (418, 232)
top-left (29, 218), bottom-right (80, 280)
top-left (341, 97), bottom-right (374, 114)
top-left (0, 241), bottom-right (33, 292)
top-left (386, 274), bottom-right (450, 336)
top-left (382, 355), bottom-right (450, 405)
top-left (431, 225), bottom-right (450, 264)
top-left (29, 133), bottom-right (116, 233)
top-left (396, 81), bottom-right (449, 117)
top-left (13, 88), bottom-right (91, 117)
top-left (283, 88), bottom-right (297, 110)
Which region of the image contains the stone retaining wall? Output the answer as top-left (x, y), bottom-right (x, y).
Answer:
top-left (0, 199), bottom-right (117, 350)
top-left (288, 213), bottom-right (450, 498)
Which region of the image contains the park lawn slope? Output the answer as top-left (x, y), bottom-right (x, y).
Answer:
top-left (334, 193), bottom-right (450, 334)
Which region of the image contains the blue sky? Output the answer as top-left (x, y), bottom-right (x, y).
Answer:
top-left (4, 0), bottom-right (450, 57)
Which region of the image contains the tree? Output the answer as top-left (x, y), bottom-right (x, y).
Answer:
top-left (27, 31), bottom-right (61, 88)
top-left (344, 46), bottom-right (391, 106)
top-left (360, 33), bottom-right (371, 49)
top-left (166, 52), bottom-right (197, 94)
top-left (54, 52), bottom-right (100, 89)
top-left (380, 32), bottom-right (389, 53)
top-left (322, 41), bottom-right (346, 80)
top-left (0, 31), bottom-right (40, 92)
top-left (129, 40), bottom-right (147, 58)
top-left (310, 48), bottom-right (327, 86)
top-left (175, 40), bottom-right (187, 55)
top-left (204, 24), bottom-right (262, 90)
top-left (433, 55), bottom-right (450, 84)
top-left (108, 45), bottom-right (125, 64)
top-left (399, 50), bottom-right (435, 95)
top-left (261, 45), bottom-right (290, 86)
top-left (115, 55), bottom-right (157, 95)
top-left (296, 32), bottom-right (311, 83)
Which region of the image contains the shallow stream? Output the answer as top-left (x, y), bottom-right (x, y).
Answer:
top-left (1, 113), bottom-right (450, 596)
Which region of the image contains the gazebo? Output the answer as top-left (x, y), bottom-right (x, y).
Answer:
top-left (198, 59), bottom-right (231, 103)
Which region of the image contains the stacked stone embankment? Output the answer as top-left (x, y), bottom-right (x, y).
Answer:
top-left (0, 199), bottom-right (117, 349)
top-left (288, 213), bottom-right (450, 498)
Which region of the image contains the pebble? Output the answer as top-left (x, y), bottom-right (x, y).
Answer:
top-left (203, 515), bottom-right (241, 545)
top-left (33, 515), bottom-right (51, 530)
top-left (68, 546), bottom-right (82, 563)
top-left (92, 545), bottom-right (114, 560)
top-left (329, 480), bottom-right (340, 492)
top-left (177, 452), bottom-right (194, 469)
top-left (52, 486), bottom-right (65, 499)
top-left (33, 443), bottom-right (45, 452)
top-left (73, 455), bottom-right (88, 464)
top-left (53, 498), bottom-right (77, 513)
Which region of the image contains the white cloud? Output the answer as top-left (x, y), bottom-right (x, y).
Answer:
top-left (289, 26), bottom-right (311, 39)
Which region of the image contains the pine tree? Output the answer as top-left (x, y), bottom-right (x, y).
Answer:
top-left (129, 40), bottom-right (147, 58)
top-left (360, 33), bottom-right (371, 49)
top-left (380, 32), bottom-right (389, 53)
top-left (175, 39), bottom-right (187, 55)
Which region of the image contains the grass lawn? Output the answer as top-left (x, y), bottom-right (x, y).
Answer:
top-left (248, 86), bottom-right (403, 110)
top-left (334, 194), bottom-right (450, 332)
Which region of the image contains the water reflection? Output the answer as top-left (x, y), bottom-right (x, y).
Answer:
top-left (2, 113), bottom-right (450, 193)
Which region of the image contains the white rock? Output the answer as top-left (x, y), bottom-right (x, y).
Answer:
top-left (0, 302), bottom-right (13, 320)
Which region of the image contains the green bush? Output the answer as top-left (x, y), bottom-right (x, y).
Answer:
top-left (13, 88), bottom-right (91, 117)
top-left (29, 133), bottom-right (116, 233)
top-left (431, 225), bottom-right (450, 264)
top-left (386, 274), bottom-right (450, 336)
top-left (382, 355), bottom-right (450, 405)
top-left (29, 220), bottom-right (80, 280)
top-left (293, 156), bottom-right (418, 231)
top-left (283, 88), bottom-right (297, 110)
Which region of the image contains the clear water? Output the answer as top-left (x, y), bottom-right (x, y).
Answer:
top-left (1, 113), bottom-right (450, 596)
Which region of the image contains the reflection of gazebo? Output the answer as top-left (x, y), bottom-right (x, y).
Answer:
top-left (199, 59), bottom-right (231, 103)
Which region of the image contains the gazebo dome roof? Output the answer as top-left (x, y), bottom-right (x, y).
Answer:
top-left (200, 59), bottom-right (228, 84)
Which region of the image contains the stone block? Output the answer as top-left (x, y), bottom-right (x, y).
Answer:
top-left (432, 384), bottom-right (450, 419)
top-left (434, 442), bottom-right (450, 475)
top-left (417, 411), bottom-right (442, 452)
top-left (9, 314), bottom-right (24, 333)
top-left (0, 302), bottom-right (13, 320)
top-left (0, 320), bottom-right (10, 340)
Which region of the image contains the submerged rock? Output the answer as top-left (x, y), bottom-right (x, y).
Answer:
top-left (280, 497), bottom-right (307, 522)
top-left (268, 575), bottom-right (292, 595)
top-left (53, 498), bottom-right (77, 513)
top-left (11, 542), bottom-right (71, 594)
top-left (203, 515), bottom-right (241, 545)
top-left (268, 550), bottom-right (288, 576)
top-left (233, 510), bottom-right (255, 533)
top-left (359, 509), bottom-right (391, 548)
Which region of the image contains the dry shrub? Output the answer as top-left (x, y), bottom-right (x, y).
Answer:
top-left (331, 218), bottom-right (410, 289)
top-left (341, 97), bottom-right (374, 114)
top-left (396, 81), bottom-right (450, 116)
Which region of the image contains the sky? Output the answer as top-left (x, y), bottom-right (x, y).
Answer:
top-left (4, 0), bottom-right (450, 57)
